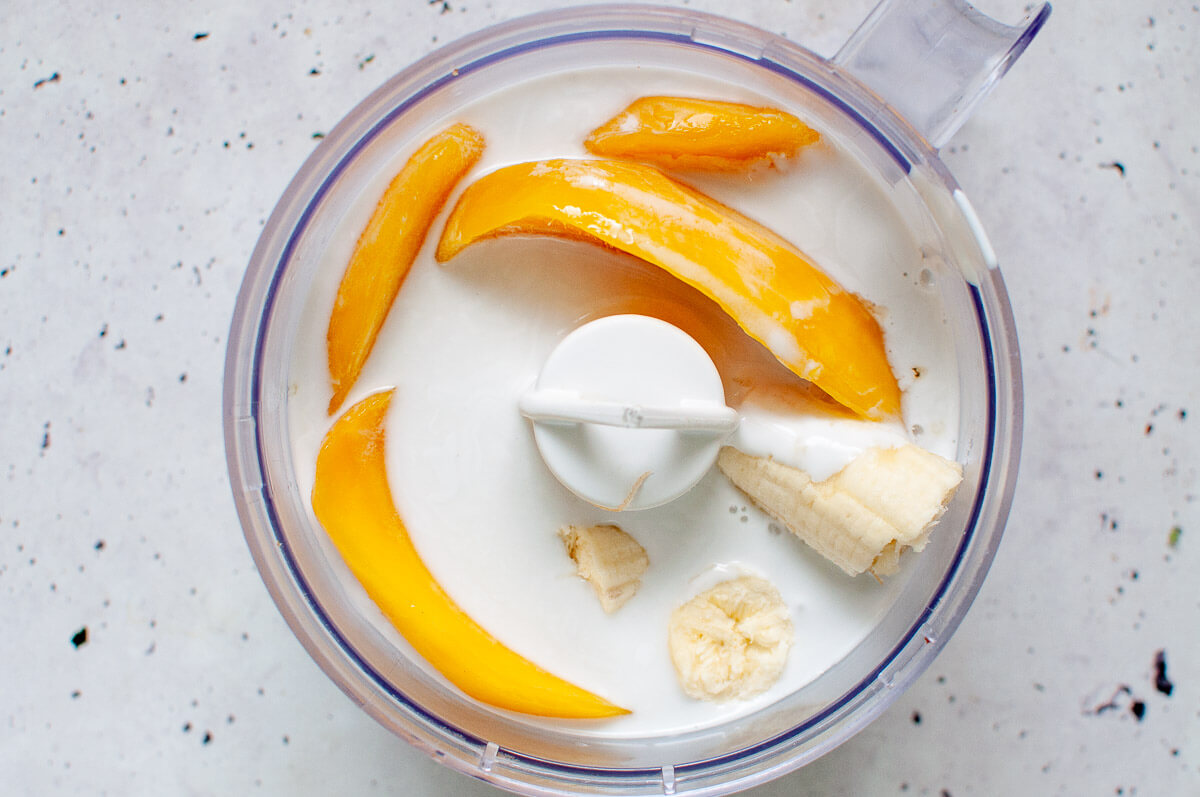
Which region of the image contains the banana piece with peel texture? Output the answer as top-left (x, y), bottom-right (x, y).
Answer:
top-left (668, 576), bottom-right (793, 701)
top-left (559, 525), bottom-right (649, 613)
top-left (717, 444), bottom-right (963, 577)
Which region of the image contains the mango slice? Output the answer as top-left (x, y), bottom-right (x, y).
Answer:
top-left (312, 391), bottom-right (629, 718)
top-left (585, 96), bottom-right (819, 172)
top-left (436, 159), bottom-right (901, 420)
top-left (326, 123), bottom-right (485, 415)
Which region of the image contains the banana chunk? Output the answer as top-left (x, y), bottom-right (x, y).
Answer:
top-left (718, 444), bottom-right (963, 577)
top-left (668, 576), bottom-right (793, 701)
top-left (559, 524), bottom-right (649, 613)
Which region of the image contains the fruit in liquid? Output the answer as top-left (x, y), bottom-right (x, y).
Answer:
top-left (288, 66), bottom-right (960, 735)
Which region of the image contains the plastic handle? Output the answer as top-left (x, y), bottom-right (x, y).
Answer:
top-left (833, 0), bottom-right (1051, 148)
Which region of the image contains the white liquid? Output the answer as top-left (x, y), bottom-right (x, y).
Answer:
top-left (287, 67), bottom-right (960, 737)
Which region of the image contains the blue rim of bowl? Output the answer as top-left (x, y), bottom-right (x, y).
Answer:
top-left (243, 22), bottom-right (1001, 789)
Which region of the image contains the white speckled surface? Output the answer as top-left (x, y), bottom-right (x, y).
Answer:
top-left (2, 0), bottom-right (1197, 794)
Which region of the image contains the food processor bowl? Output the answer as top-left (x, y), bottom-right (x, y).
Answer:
top-left (225, 2), bottom-right (1045, 793)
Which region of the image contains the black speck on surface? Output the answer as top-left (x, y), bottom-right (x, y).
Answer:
top-left (1179, 408), bottom-right (1187, 421)
top-left (941, 790), bottom-right (953, 797)
top-left (115, 339), bottom-right (126, 350)
top-left (1130, 700), bottom-right (1146, 721)
top-left (312, 131), bottom-right (325, 139)
top-left (309, 68), bottom-right (321, 76)
top-left (911, 711), bottom-right (921, 725)
top-left (71, 690), bottom-right (81, 699)
top-left (1145, 423), bottom-right (1153, 435)
top-left (1153, 650), bottom-right (1174, 696)
top-left (1095, 469), bottom-right (1103, 480)
top-left (41, 422), bottom-right (51, 450)
top-left (71, 627), bottom-right (87, 648)
top-left (194, 32), bottom-right (209, 40)
top-left (202, 731), bottom-right (212, 745)
top-left (98, 323), bottom-right (108, 338)
top-left (33, 71), bottom-right (60, 89)
top-left (183, 721), bottom-right (192, 732)
top-left (1100, 161), bottom-right (1126, 176)
top-left (428, 0), bottom-right (452, 14)
top-left (1092, 684), bottom-right (1132, 715)
top-left (94, 540), bottom-right (105, 551)
top-left (178, 372), bottom-right (187, 383)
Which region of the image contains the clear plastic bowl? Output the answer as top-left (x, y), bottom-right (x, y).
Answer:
top-left (224, 5), bottom-right (1023, 794)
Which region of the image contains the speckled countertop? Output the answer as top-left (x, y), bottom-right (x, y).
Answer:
top-left (2, 0), bottom-right (1196, 794)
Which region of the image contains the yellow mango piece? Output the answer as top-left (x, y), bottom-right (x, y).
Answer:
top-left (436, 160), bottom-right (901, 420)
top-left (585, 96), bottom-right (819, 172)
top-left (312, 391), bottom-right (628, 719)
top-left (326, 123), bottom-right (485, 415)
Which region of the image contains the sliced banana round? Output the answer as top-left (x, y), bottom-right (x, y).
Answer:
top-left (668, 575), bottom-right (793, 701)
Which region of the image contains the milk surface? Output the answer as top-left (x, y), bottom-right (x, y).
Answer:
top-left (287, 66), bottom-right (960, 736)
